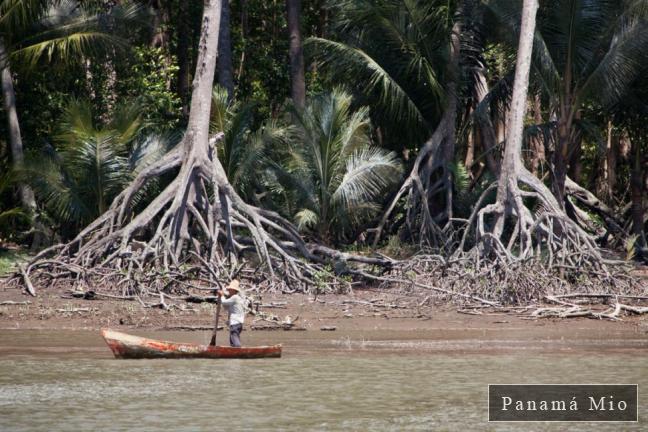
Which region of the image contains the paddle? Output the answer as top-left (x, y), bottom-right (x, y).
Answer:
top-left (209, 301), bottom-right (222, 346)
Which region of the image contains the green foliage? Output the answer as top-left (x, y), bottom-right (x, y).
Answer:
top-left (228, 0), bottom-right (290, 113)
top-left (0, 172), bottom-right (30, 239)
top-left (224, 0), bottom-right (328, 110)
top-left (22, 99), bottom-right (172, 233)
top-left (308, 0), bottom-right (456, 151)
top-left (209, 86), bottom-right (293, 203)
top-left (4, 1), bottom-right (144, 67)
top-left (116, 46), bottom-right (183, 132)
top-left (488, 0), bottom-right (648, 113)
top-left (312, 264), bottom-right (335, 294)
top-left (0, 248), bottom-right (31, 276)
top-left (270, 88), bottom-right (402, 243)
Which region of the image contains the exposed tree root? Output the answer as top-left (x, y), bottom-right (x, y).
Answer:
top-left (6, 0), bottom-right (393, 299)
top-left (372, 20), bottom-right (462, 248)
top-left (532, 293), bottom-right (648, 320)
top-left (373, 252), bottom-right (640, 307)
top-left (372, 103), bottom-right (457, 248)
top-left (564, 177), bottom-right (628, 247)
top-left (7, 135), bottom-right (394, 299)
top-left (12, 138), bottom-right (396, 298)
top-left (457, 167), bottom-right (606, 272)
top-left (453, 2), bottom-right (606, 274)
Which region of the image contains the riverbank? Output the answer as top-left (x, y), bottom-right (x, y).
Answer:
top-left (2, 282), bottom-right (648, 355)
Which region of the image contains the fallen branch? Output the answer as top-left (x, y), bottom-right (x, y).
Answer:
top-left (161, 325), bottom-right (223, 331)
top-left (0, 301), bottom-right (31, 306)
top-left (19, 265), bottom-right (35, 297)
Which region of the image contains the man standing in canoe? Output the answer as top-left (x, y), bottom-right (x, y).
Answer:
top-left (217, 280), bottom-right (245, 347)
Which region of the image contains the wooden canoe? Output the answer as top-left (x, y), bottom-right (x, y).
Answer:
top-left (101, 329), bottom-right (282, 359)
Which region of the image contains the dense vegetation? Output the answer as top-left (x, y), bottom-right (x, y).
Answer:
top-left (1, 0), bottom-right (647, 304)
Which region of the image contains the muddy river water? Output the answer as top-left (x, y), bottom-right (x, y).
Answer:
top-left (1, 329), bottom-right (647, 431)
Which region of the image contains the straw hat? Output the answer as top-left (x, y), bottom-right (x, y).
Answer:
top-left (226, 279), bottom-right (240, 293)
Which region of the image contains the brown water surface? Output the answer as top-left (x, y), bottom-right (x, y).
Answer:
top-left (0, 329), bottom-right (646, 431)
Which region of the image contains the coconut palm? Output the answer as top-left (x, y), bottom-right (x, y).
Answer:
top-left (272, 88), bottom-right (402, 243)
top-left (209, 86), bottom-right (293, 203)
top-left (23, 99), bottom-right (171, 232)
top-left (307, 0), bottom-right (455, 150)
top-left (608, 75), bottom-right (648, 261)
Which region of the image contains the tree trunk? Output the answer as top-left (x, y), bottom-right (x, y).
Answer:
top-left (497, 0), bottom-right (538, 191)
top-left (184, 1), bottom-right (222, 153)
top-left (150, 0), bottom-right (170, 49)
top-left (630, 135), bottom-right (646, 256)
top-left (286, 0), bottom-right (306, 109)
top-left (217, 0), bottom-right (235, 100)
top-left (0, 39), bottom-right (36, 213)
top-left (568, 111), bottom-right (583, 183)
top-left (553, 115), bottom-right (570, 209)
top-left (464, 122), bottom-right (475, 171)
top-left (529, 92), bottom-right (545, 176)
top-left (236, 0), bottom-right (249, 83)
top-left (493, 0), bottom-right (538, 215)
top-left (176, 0), bottom-right (192, 117)
top-left (462, 0), bottom-right (602, 268)
top-left (373, 7), bottom-right (461, 246)
top-left (605, 121), bottom-right (617, 200)
top-left (474, 65), bottom-right (500, 177)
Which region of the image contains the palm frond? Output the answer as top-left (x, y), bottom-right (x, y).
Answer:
top-left (0, 207), bottom-right (29, 225)
top-left (307, 34), bottom-right (430, 142)
top-left (9, 1), bottom-right (144, 66)
top-left (23, 98), bottom-right (150, 226)
top-left (580, 15), bottom-right (648, 106)
top-left (295, 208), bottom-right (319, 231)
top-left (333, 147), bottom-right (402, 210)
top-left (0, 0), bottom-right (49, 40)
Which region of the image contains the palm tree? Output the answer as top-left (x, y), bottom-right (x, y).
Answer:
top-left (23, 98), bottom-right (171, 232)
top-left (209, 86), bottom-right (293, 204)
top-left (272, 88), bottom-right (402, 243)
top-left (0, 0), bottom-right (142, 212)
top-left (287, 0), bottom-right (306, 109)
top-left (308, 0), bottom-right (454, 149)
top-left (217, 0), bottom-right (234, 100)
top-left (609, 75), bottom-right (648, 260)
top-left (487, 0), bottom-right (648, 207)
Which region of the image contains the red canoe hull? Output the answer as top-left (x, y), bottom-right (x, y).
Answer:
top-left (101, 329), bottom-right (282, 359)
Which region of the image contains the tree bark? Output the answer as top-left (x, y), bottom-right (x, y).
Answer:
top-left (568, 111), bottom-right (583, 183)
top-left (286, 0), bottom-right (306, 109)
top-left (185, 1), bottom-right (221, 153)
top-left (471, 0), bottom-right (544, 251)
top-left (630, 135), bottom-right (646, 255)
top-left (529, 92), bottom-right (545, 177)
top-left (217, 0), bottom-right (235, 100)
top-left (493, 0), bottom-right (538, 213)
top-left (463, 0), bottom-right (602, 268)
top-left (474, 65), bottom-right (500, 177)
top-left (553, 113), bottom-right (570, 209)
top-left (150, 0), bottom-right (170, 49)
top-left (0, 39), bottom-right (36, 213)
top-left (176, 0), bottom-right (192, 117)
top-left (605, 121), bottom-right (617, 200)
